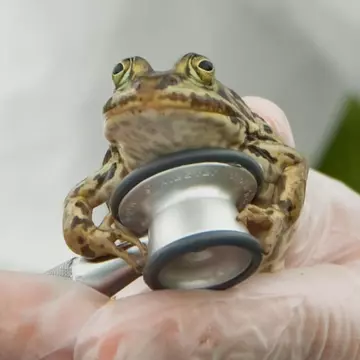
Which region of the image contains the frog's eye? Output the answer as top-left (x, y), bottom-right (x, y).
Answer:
top-left (193, 57), bottom-right (215, 86)
top-left (197, 59), bottom-right (214, 72)
top-left (112, 60), bottom-right (129, 87)
top-left (112, 62), bottom-right (124, 75)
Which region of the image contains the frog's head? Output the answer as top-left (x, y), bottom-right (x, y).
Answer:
top-left (103, 53), bottom-right (255, 169)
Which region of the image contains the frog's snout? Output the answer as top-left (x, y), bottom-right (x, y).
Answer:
top-left (132, 73), bottom-right (181, 94)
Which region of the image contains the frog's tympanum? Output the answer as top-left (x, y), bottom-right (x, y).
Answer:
top-left (62, 53), bottom-right (308, 273)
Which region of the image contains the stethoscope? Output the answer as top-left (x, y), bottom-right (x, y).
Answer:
top-left (46, 148), bottom-right (264, 297)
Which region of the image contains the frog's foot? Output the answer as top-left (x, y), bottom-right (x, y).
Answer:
top-left (98, 212), bottom-right (116, 231)
top-left (65, 224), bottom-right (147, 273)
top-left (89, 228), bottom-right (147, 272)
top-left (237, 204), bottom-right (289, 272)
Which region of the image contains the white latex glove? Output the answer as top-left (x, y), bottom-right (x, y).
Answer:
top-left (1, 97), bottom-right (359, 360)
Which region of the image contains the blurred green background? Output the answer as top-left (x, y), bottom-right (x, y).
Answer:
top-left (316, 97), bottom-right (360, 194)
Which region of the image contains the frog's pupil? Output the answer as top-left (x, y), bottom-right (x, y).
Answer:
top-left (198, 60), bottom-right (213, 72)
top-left (113, 63), bottom-right (124, 75)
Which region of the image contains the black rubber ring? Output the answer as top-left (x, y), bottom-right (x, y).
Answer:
top-left (143, 230), bottom-right (263, 291)
top-left (110, 147), bottom-right (263, 222)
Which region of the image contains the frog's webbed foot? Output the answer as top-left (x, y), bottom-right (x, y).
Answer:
top-left (63, 199), bottom-right (147, 273)
top-left (87, 227), bottom-right (147, 272)
top-left (63, 148), bottom-right (149, 273)
top-left (237, 204), bottom-right (289, 273)
top-left (96, 212), bottom-right (148, 268)
top-left (64, 210), bottom-right (147, 273)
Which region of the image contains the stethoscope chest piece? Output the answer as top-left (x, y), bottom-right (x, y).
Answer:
top-left (110, 148), bottom-right (264, 291)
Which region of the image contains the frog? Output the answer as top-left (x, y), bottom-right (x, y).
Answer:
top-left (62, 52), bottom-right (308, 274)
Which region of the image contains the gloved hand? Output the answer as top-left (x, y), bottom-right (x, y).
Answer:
top-left (1, 97), bottom-right (359, 360)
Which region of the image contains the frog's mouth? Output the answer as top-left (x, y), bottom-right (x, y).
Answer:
top-left (103, 93), bottom-right (239, 118)
top-left (103, 106), bottom-right (243, 170)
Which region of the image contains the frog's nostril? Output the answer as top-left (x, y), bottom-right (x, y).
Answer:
top-left (134, 74), bottom-right (179, 92)
top-left (155, 75), bottom-right (179, 90)
top-left (133, 77), bottom-right (158, 92)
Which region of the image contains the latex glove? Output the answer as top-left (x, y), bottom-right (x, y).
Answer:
top-left (1, 97), bottom-right (360, 360)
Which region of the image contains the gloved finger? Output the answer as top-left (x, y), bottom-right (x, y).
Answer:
top-left (74, 261), bottom-right (360, 360)
top-left (285, 169), bottom-right (360, 268)
top-left (0, 271), bottom-right (108, 360)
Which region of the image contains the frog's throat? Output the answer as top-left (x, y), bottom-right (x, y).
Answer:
top-left (104, 108), bottom-right (243, 170)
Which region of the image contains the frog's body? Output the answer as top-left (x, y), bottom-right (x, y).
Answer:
top-left (63, 53), bottom-right (308, 273)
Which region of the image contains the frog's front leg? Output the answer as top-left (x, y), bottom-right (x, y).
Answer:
top-left (62, 156), bottom-right (147, 271)
top-left (238, 142), bottom-right (309, 272)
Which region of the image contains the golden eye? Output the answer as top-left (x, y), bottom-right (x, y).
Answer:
top-left (112, 62), bottom-right (124, 75)
top-left (194, 58), bottom-right (215, 85)
top-left (112, 61), bottom-right (128, 87)
top-left (197, 59), bottom-right (214, 72)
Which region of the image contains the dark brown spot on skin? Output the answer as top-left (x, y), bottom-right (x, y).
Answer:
top-left (252, 112), bottom-right (267, 123)
top-left (102, 148), bottom-right (112, 165)
top-left (263, 124), bottom-right (273, 134)
top-left (160, 92), bottom-right (185, 103)
top-left (81, 218), bottom-right (93, 230)
top-left (184, 61), bottom-right (191, 78)
top-left (104, 94), bottom-right (138, 115)
top-left (255, 133), bottom-right (277, 142)
top-left (230, 116), bottom-right (240, 124)
top-left (228, 89), bottom-right (255, 120)
top-left (87, 189), bottom-right (96, 197)
top-left (247, 145), bottom-right (278, 164)
top-left (230, 89), bottom-right (243, 101)
top-left (155, 75), bottom-right (179, 90)
top-left (72, 188), bottom-right (80, 197)
top-left (77, 236), bottom-right (85, 245)
top-left (285, 152), bottom-right (296, 160)
top-left (93, 171), bottom-right (108, 190)
top-left (217, 86), bottom-right (231, 102)
top-left (158, 92), bottom-right (239, 118)
top-left (70, 216), bottom-right (83, 229)
top-left (246, 134), bottom-right (256, 142)
top-left (279, 199), bottom-right (294, 213)
top-left (107, 163), bottom-right (117, 181)
top-left (70, 216), bottom-right (93, 230)
top-left (81, 245), bottom-right (96, 258)
top-left (74, 201), bottom-right (90, 216)
top-left (71, 180), bottom-right (86, 197)
top-left (266, 208), bottom-right (274, 215)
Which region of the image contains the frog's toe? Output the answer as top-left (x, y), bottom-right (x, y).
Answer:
top-left (84, 228), bottom-right (145, 271)
top-left (112, 229), bottom-right (148, 256)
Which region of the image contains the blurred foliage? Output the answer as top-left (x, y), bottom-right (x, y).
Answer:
top-left (316, 97), bottom-right (360, 193)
